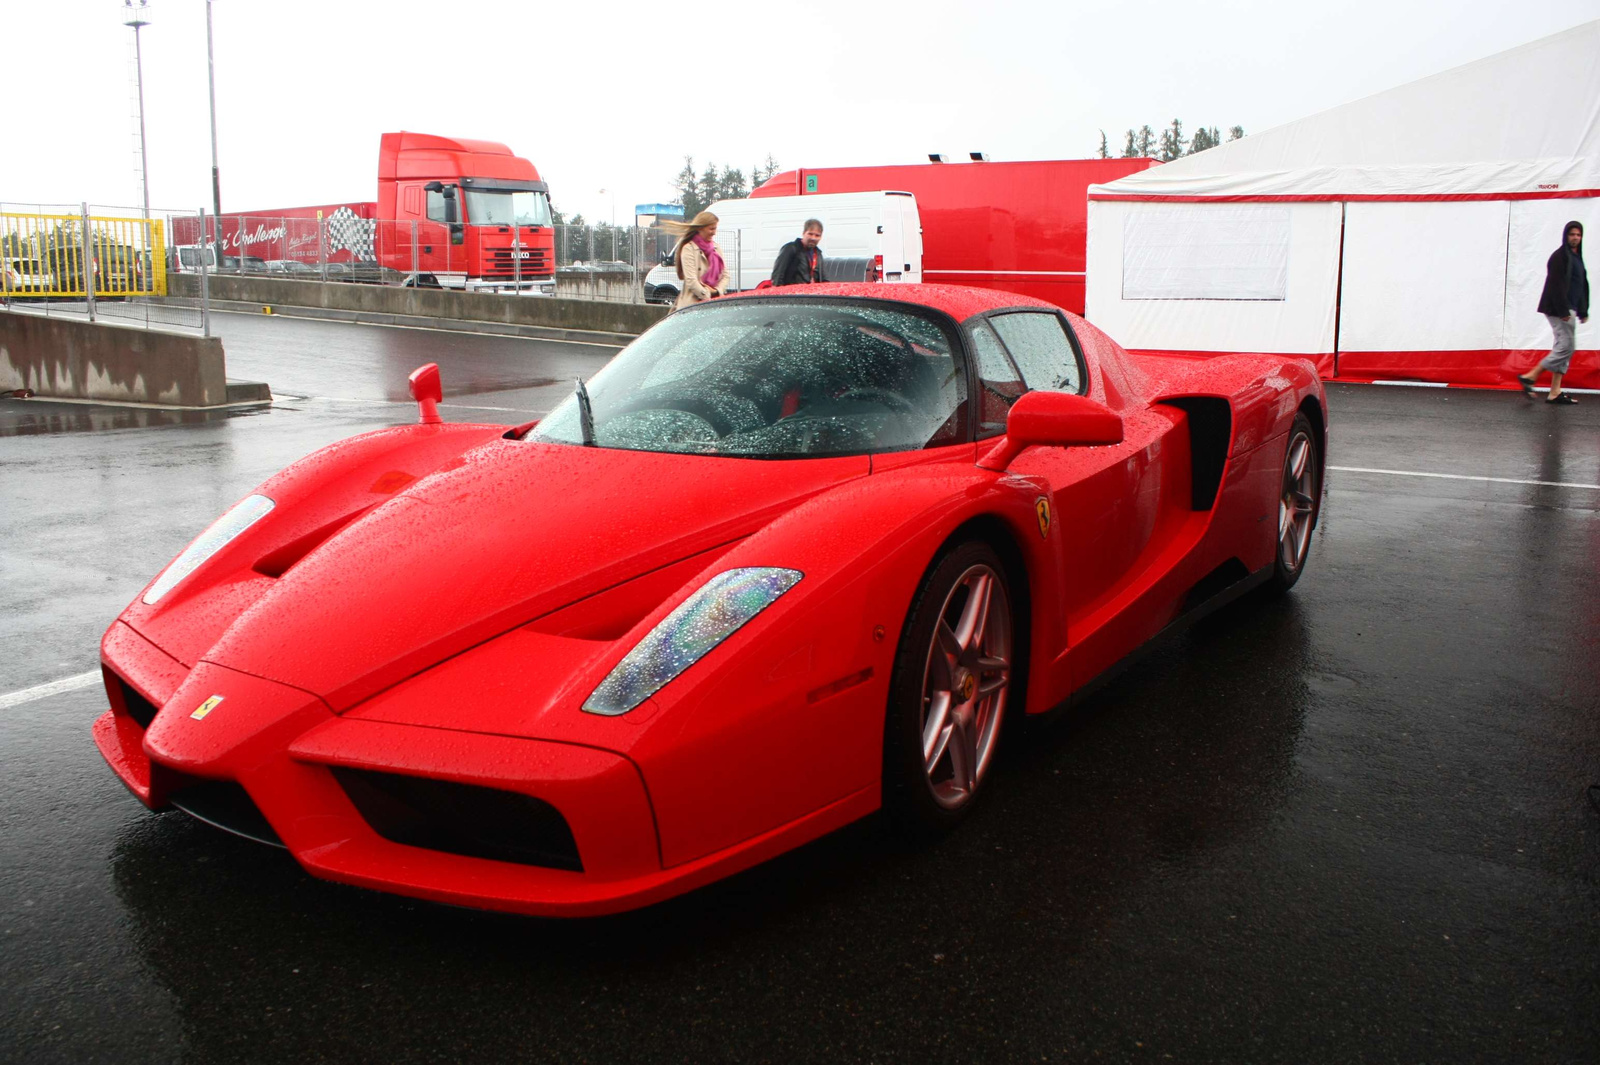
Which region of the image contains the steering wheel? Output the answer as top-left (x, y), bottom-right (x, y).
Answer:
top-left (834, 387), bottom-right (918, 416)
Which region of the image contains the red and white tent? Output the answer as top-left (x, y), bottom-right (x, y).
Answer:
top-left (1086, 20), bottom-right (1600, 388)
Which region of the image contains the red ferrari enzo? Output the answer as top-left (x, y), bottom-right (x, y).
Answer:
top-left (93, 284), bottom-right (1326, 916)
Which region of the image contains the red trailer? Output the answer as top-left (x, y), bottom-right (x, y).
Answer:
top-left (752, 158), bottom-right (1158, 314)
top-left (172, 132), bottom-right (556, 294)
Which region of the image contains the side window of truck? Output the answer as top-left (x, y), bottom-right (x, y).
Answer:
top-left (967, 320), bottom-right (1026, 440)
top-left (989, 312), bottom-right (1084, 394)
top-left (426, 188), bottom-right (448, 224)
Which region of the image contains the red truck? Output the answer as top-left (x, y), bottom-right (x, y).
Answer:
top-left (751, 157), bottom-right (1158, 314)
top-left (172, 131), bottom-right (556, 294)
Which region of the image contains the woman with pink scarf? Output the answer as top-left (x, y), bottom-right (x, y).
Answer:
top-left (665, 211), bottom-right (729, 309)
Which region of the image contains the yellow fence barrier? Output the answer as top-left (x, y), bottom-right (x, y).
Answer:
top-left (0, 211), bottom-right (167, 298)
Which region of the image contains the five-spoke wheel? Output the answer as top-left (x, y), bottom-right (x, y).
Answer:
top-left (1269, 412), bottom-right (1320, 592)
top-left (885, 541), bottom-right (1015, 833)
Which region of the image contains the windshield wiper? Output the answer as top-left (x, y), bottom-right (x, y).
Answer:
top-left (574, 377), bottom-right (596, 446)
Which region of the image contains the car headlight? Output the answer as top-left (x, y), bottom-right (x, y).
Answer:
top-left (582, 567), bottom-right (803, 716)
top-left (142, 494), bottom-right (275, 605)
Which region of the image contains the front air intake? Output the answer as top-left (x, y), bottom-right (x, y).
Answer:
top-left (113, 673), bottom-right (160, 729)
top-left (331, 768), bottom-right (583, 872)
top-left (169, 780), bottom-right (285, 847)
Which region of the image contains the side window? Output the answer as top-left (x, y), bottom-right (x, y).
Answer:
top-left (426, 188), bottom-right (448, 224)
top-left (990, 312), bottom-right (1083, 394)
top-left (968, 320), bottom-right (1025, 439)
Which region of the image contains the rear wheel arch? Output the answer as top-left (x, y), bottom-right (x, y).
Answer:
top-left (1297, 396), bottom-right (1327, 487)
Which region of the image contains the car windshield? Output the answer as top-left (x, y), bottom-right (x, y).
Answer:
top-left (528, 298), bottom-right (969, 458)
top-left (463, 188), bottom-right (553, 227)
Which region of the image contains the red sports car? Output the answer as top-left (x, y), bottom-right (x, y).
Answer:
top-left (93, 284), bottom-right (1326, 916)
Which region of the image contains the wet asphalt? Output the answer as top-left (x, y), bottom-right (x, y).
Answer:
top-left (1, 314), bottom-right (1597, 1064)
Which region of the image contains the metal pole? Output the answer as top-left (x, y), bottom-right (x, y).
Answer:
top-left (411, 219), bottom-right (418, 281)
top-left (514, 224), bottom-right (521, 292)
top-left (206, 0), bottom-right (222, 223)
top-left (198, 208), bottom-right (211, 337)
top-left (318, 219), bottom-right (327, 282)
top-left (80, 202), bottom-right (96, 322)
top-left (132, 22), bottom-right (151, 226)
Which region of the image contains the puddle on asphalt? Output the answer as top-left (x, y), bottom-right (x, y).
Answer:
top-left (0, 399), bottom-right (274, 437)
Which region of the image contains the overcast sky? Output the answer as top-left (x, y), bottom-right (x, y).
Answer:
top-left (4, 0), bottom-right (1597, 224)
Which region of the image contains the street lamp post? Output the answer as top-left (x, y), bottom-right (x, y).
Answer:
top-left (122, 1), bottom-right (152, 225)
top-left (206, 1), bottom-right (222, 227)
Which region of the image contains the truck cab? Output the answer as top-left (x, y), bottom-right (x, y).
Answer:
top-left (376, 132), bottom-right (556, 295)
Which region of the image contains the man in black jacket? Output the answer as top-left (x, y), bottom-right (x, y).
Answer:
top-left (1516, 221), bottom-right (1588, 404)
top-left (771, 220), bottom-right (826, 286)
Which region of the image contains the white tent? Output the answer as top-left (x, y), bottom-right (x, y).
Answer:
top-left (1086, 20), bottom-right (1600, 387)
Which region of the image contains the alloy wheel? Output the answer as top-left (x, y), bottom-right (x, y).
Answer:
top-left (918, 564), bottom-right (1012, 810)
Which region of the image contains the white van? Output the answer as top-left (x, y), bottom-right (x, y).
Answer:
top-left (168, 244), bottom-right (218, 274)
top-left (642, 191), bottom-right (922, 303)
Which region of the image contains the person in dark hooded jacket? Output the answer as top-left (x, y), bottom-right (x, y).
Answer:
top-left (1515, 221), bottom-right (1588, 403)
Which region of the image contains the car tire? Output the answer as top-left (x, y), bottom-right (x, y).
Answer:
top-left (883, 540), bottom-right (1016, 837)
top-left (1265, 412), bottom-right (1320, 594)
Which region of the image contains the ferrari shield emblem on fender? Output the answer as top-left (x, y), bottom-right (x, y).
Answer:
top-left (191, 695), bottom-right (224, 720)
top-left (1034, 497), bottom-right (1051, 539)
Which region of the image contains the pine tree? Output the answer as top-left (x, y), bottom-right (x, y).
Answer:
top-left (1135, 125), bottom-right (1157, 158)
top-left (1122, 129), bottom-right (1138, 157)
top-left (1228, 125), bottom-right (1245, 141)
top-left (1097, 130), bottom-right (1109, 159)
top-left (1158, 118), bottom-right (1187, 162)
top-left (719, 166), bottom-right (747, 201)
top-left (696, 162), bottom-right (722, 211)
top-left (1189, 127), bottom-right (1221, 154)
top-left (673, 156), bottom-right (702, 219)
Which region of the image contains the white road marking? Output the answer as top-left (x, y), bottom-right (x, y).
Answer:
top-left (0, 670), bottom-right (102, 711)
top-left (1330, 466), bottom-right (1600, 491)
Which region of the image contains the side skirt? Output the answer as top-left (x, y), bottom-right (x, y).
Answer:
top-left (1031, 561), bottom-right (1273, 721)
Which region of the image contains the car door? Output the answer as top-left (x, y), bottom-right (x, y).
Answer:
top-left (978, 310), bottom-right (1192, 698)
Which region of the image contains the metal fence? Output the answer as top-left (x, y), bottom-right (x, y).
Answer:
top-left (0, 202), bottom-right (210, 333)
top-left (3, 204), bottom-right (770, 320)
top-left (1, 204), bottom-right (166, 298)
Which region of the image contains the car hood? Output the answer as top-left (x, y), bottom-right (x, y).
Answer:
top-left (202, 440), bottom-right (870, 711)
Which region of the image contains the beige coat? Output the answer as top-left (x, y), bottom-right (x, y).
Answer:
top-left (674, 239), bottom-right (730, 309)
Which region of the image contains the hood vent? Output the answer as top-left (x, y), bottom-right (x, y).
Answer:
top-left (254, 510), bottom-right (369, 579)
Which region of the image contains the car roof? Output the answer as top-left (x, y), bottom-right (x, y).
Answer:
top-left (733, 282), bottom-right (1062, 322)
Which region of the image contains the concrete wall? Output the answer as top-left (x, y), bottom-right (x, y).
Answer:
top-left (555, 266), bottom-right (647, 303)
top-left (170, 274), bottom-right (668, 335)
top-left (0, 311), bottom-right (229, 407)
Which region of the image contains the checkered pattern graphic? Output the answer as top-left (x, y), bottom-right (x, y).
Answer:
top-left (326, 206), bottom-right (375, 260)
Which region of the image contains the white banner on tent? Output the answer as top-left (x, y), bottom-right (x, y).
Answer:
top-left (1087, 200), bottom-right (1341, 355)
top-left (1338, 200), bottom-right (1510, 352)
top-left (1121, 204), bottom-right (1291, 300)
top-left (1503, 198), bottom-right (1598, 351)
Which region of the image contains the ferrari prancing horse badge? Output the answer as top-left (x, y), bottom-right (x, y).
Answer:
top-left (191, 695), bottom-right (224, 720)
top-left (1035, 497), bottom-right (1051, 539)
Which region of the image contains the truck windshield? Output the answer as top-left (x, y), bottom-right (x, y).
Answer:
top-left (463, 188), bottom-right (553, 227)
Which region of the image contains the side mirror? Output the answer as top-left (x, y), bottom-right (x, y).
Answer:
top-left (408, 363), bottom-right (443, 424)
top-left (977, 391), bottom-right (1123, 471)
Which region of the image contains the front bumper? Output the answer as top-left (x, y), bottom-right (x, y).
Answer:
top-left (93, 629), bottom-right (677, 916)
